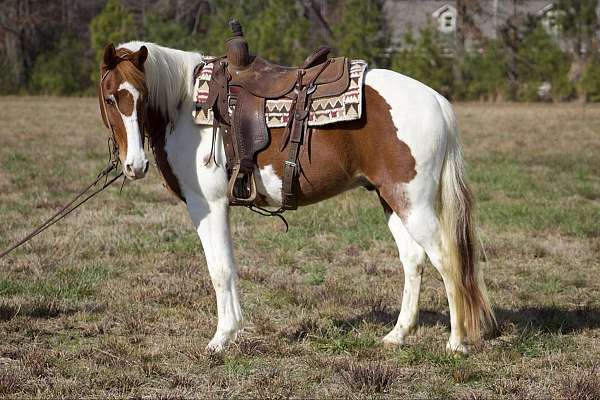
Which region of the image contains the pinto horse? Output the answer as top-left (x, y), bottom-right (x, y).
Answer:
top-left (98, 42), bottom-right (495, 353)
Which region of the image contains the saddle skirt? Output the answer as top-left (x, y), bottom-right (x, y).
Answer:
top-left (193, 58), bottom-right (368, 128)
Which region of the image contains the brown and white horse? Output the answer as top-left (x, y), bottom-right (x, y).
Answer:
top-left (98, 42), bottom-right (495, 353)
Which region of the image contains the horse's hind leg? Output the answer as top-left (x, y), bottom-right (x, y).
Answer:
top-left (382, 207), bottom-right (426, 346)
top-left (400, 205), bottom-right (469, 352)
top-left (380, 187), bottom-right (469, 352)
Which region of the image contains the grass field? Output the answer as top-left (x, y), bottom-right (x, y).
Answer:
top-left (0, 97), bottom-right (599, 398)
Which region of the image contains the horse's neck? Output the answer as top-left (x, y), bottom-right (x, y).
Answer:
top-left (145, 44), bottom-right (202, 125)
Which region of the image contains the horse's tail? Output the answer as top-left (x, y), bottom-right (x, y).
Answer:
top-left (435, 94), bottom-right (496, 341)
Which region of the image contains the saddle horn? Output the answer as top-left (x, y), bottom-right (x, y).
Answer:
top-left (226, 19), bottom-right (250, 69)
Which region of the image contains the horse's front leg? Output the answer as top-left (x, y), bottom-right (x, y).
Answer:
top-left (186, 195), bottom-right (242, 351)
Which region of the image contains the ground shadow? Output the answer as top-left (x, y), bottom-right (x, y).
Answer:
top-left (494, 305), bottom-right (600, 334)
top-left (332, 308), bottom-right (448, 334)
top-left (0, 301), bottom-right (105, 321)
top-left (332, 305), bottom-right (600, 335)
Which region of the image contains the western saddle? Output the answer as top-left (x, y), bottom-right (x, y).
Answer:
top-left (199, 20), bottom-right (351, 210)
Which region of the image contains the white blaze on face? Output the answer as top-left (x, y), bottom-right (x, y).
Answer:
top-left (118, 81), bottom-right (148, 179)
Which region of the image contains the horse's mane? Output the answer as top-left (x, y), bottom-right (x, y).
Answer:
top-left (113, 52), bottom-right (147, 96)
top-left (119, 41), bottom-right (204, 124)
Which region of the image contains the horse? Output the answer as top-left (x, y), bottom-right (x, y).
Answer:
top-left (97, 41), bottom-right (496, 353)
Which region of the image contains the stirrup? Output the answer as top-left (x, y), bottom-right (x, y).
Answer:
top-left (227, 164), bottom-right (257, 205)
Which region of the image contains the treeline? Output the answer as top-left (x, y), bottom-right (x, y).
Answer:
top-left (1, 0), bottom-right (600, 101)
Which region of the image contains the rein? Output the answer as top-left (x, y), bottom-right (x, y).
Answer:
top-left (0, 69), bottom-right (129, 260)
top-left (0, 149), bottom-right (123, 259)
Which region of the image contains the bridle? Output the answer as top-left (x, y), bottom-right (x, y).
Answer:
top-left (99, 69), bottom-right (121, 164)
top-left (98, 59), bottom-right (149, 159)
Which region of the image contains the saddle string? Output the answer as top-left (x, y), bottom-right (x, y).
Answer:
top-left (197, 57), bottom-right (227, 168)
top-left (246, 205), bottom-right (289, 232)
top-left (204, 121), bottom-right (220, 167)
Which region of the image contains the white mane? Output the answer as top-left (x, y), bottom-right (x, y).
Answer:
top-left (119, 41), bottom-right (204, 124)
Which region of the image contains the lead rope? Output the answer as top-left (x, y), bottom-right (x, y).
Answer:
top-left (0, 155), bottom-right (122, 259)
top-left (0, 70), bottom-right (126, 259)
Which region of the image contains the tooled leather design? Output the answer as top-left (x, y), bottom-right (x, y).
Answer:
top-left (228, 56), bottom-right (348, 99)
top-left (232, 90), bottom-right (269, 172)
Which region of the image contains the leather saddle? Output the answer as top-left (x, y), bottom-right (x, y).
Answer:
top-left (200, 20), bottom-right (351, 210)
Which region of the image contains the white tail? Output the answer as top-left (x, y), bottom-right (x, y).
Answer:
top-left (436, 95), bottom-right (496, 340)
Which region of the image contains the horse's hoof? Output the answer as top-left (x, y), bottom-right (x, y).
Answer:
top-left (206, 332), bottom-right (238, 352)
top-left (382, 331), bottom-right (407, 347)
top-left (446, 340), bottom-right (471, 354)
top-left (206, 339), bottom-right (227, 353)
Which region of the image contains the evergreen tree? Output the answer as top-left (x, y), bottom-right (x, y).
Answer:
top-left (193, 0), bottom-right (307, 65)
top-left (392, 24), bottom-right (454, 97)
top-left (194, 0), bottom-right (263, 56)
top-left (245, 0), bottom-right (309, 65)
top-left (333, 0), bottom-right (390, 67)
top-left (580, 54), bottom-right (600, 101)
top-left (462, 40), bottom-right (509, 101)
top-left (516, 25), bottom-right (573, 101)
top-left (90, 0), bottom-right (137, 71)
top-left (555, 0), bottom-right (599, 60)
top-left (144, 13), bottom-right (197, 50)
top-left (30, 35), bottom-right (93, 95)
top-left (554, 0), bottom-right (599, 98)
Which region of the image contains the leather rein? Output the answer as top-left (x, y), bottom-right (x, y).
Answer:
top-left (0, 68), bottom-right (133, 259)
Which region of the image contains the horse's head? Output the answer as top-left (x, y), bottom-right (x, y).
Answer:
top-left (98, 43), bottom-right (149, 180)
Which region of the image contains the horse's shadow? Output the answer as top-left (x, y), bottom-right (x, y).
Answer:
top-left (332, 305), bottom-right (600, 335)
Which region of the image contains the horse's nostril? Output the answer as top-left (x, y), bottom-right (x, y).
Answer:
top-left (143, 160), bottom-right (149, 173)
top-left (125, 163), bottom-right (133, 174)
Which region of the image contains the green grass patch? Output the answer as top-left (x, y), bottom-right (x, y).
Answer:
top-left (471, 153), bottom-right (600, 237)
top-left (510, 330), bottom-right (574, 358)
top-left (0, 263), bottom-right (110, 301)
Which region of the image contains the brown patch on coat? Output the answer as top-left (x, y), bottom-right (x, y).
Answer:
top-left (256, 85), bottom-right (416, 216)
top-left (116, 89), bottom-right (134, 116)
top-left (145, 107), bottom-right (186, 202)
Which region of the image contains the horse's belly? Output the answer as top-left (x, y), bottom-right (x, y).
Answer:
top-left (255, 128), bottom-right (361, 207)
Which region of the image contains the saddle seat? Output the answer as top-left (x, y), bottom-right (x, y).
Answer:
top-left (227, 47), bottom-right (350, 99)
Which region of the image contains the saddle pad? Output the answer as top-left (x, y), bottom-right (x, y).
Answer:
top-left (192, 59), bottom-right (368, 128)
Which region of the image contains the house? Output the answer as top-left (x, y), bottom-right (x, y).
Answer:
top-left (383, 0), bottom-right (560, 49)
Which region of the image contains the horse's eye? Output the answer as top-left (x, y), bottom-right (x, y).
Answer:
top-left (104, 97), bottom-right (115, 106)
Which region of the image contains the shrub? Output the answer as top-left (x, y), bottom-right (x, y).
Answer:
top-left (29, 36), bottom-right (93, 95)
top-left (516, 26), bottom-right (574, 101)
top-left (580, 55), bottom-right (600, 102)
top-left (462, 40), bottom-right (509, 101)
top-left (0, 57), bottom-right (19, 94)
top-left (89, 0), bottom-right (137, 76)
top-left (333, 0), bottom-right (391, 67)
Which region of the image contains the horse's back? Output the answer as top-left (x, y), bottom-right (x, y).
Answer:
top-left (254, 69), bottom-right (450, 207)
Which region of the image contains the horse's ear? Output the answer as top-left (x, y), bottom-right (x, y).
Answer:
top-left (103, 43), bottom-right (118, 68)
top-left (133, 46), bottom-right (148, 70)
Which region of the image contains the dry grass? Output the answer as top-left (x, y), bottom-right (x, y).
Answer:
top-left (0, 97), bottom-right (599, 398)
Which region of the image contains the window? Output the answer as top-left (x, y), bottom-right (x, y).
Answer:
top-left (444, 15), bottom-right (453, 28)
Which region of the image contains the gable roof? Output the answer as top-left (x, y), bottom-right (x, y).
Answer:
top-left (383, 0), bottom-right (554, 46)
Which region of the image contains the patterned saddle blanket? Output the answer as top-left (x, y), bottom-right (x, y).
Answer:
top-left (192, 58), bottom-right (368, 128)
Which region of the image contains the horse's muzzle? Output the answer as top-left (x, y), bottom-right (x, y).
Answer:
top-left (124, 159), bottom-right (149, 179)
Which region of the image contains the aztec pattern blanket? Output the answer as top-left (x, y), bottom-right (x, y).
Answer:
top-left (192, 59), bottom-right (368, 128)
